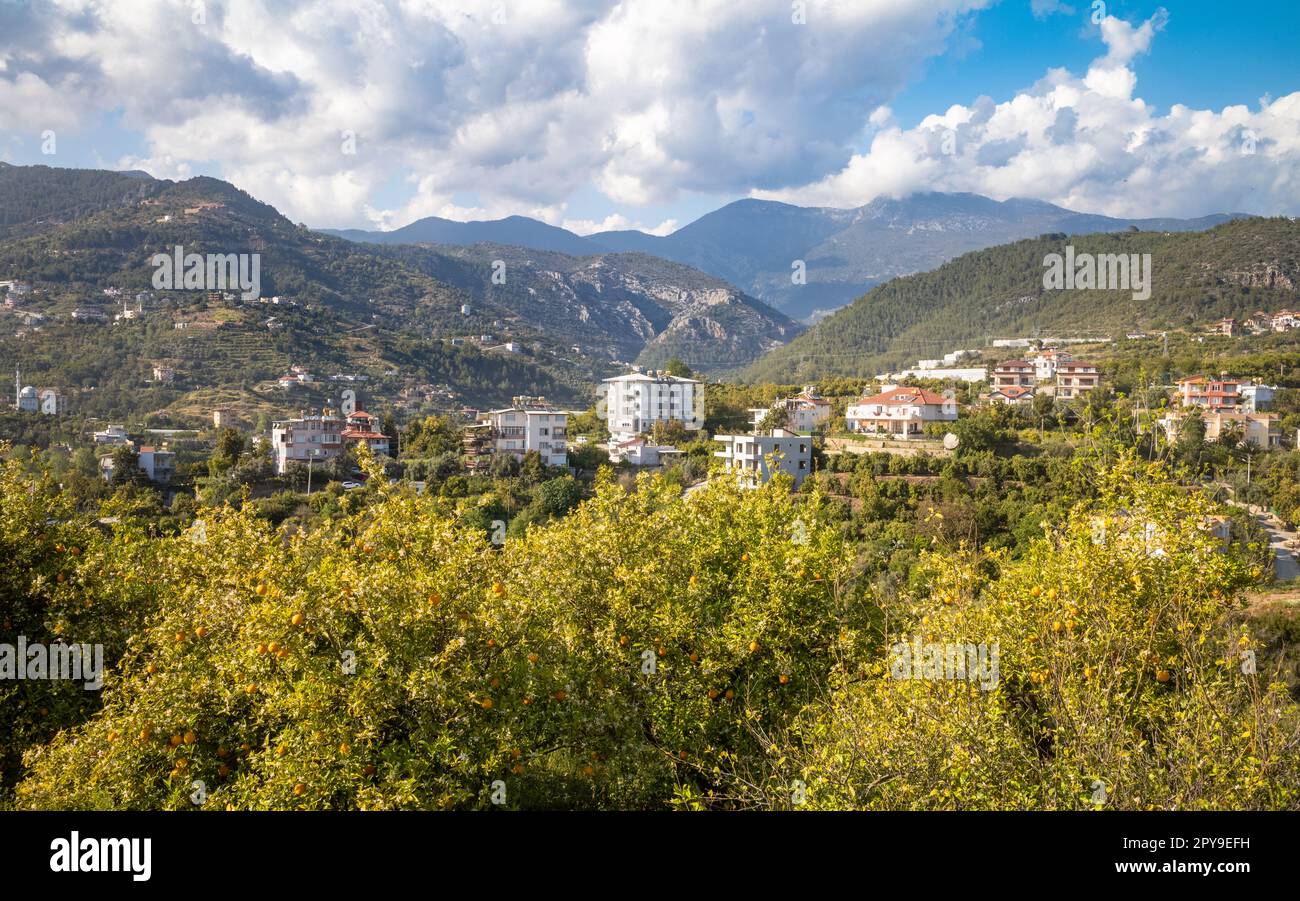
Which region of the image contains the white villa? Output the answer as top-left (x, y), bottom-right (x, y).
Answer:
top-left (845, 386), bottom-right (957, 438)
top-left (748, 387), bottom-right (832, 432)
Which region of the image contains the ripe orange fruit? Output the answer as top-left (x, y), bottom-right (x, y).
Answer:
top-left (724, 689), bottom-right (734, 700)
top-left (218, 764), bottom-right (232, 777)
top-left (244, 683), bottom-right (257, 694)
top-left (268, 641), bottom-right (280, 654)
top-left (1029, 586), bottom-right (1042, 597)
top-left (487, 638), bottom-right (497, 648)
top-left (689, 652), bottom-right (698, 663)
top-left (428, 592), bottom-right (441, 606)
top-left (174, 631), bottom-right (186, 643)
top-left (1156, 669), bottom-right (1171, 683)
top-left (582, 765), bottom-right (595, 776)
top-left (512, 764), bottom-right (525, 775)
top-left (107, 730), bottom-right (119, 743)
top-left (491, 581), bottom-right (506, 597)
top-left (527, 652), bottom-right (539, 664)
top-left (183, 731), bottom-right (196, 745)
top-left (481, 698), bottom-right (494, 709)
top-left (657, 645), bottom-right (666, 656)
top-left (256, 643), bottom-right (267, 655)
top-left (749, 640), bottom-right (760, 653)
top-left (290, 613), bottom-right (304, 626)
top-left (1051, 621), bottom-right (1063, 633)
top-left (169, 734), bottom-right (182, 747)
top-left (522, 697), bottom-right (532, 706)
top-left (339, 743), bottom-right (351, 755)
top-left (554, 690), bottom-right (567, 701)
top-left (707, 689), bottom-right (719, 700)
top-left (145, 663), bottom-right (158, 674)
top-left (618, 635), bottom-right (629, 647)
top-left (511, 748), bottom-right (522, 759)
top-left (139, 727), bottom-right (152, 741)
top-left (194, 626), bottom-right (208, 638)
top-left (216, 746), bottom-right (228, 758)
top-left (689, 574), bottom-right (698, 586)
top-left (256, 584), bottom-right (268, 596)
top-left (293, 782), bottom-right (306, 796)
top-left (779, 674), bottom-right (790, 685)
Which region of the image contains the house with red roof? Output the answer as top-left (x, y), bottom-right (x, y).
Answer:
top-left (845, 386), bottom-right (956, 438)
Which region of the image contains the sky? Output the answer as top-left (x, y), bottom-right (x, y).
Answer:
top-left (0, 0), bottom-right (1296, 235)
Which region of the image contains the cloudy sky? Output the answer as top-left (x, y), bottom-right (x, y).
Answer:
top-left (1, 0), bottom-right (1296, 234)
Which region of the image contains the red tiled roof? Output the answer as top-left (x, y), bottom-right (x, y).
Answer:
top-left (856, 386), bottom-right (950, 406)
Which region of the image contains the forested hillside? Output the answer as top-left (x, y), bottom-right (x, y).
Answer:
top-left (742, 218), bottom-right (1300, 382)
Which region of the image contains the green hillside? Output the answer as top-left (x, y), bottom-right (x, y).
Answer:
top-left (741, 218), bottom-right (1300, 382)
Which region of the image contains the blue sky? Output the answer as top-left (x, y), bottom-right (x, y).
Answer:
top-left (1, 0), bottom-right (1296, 232)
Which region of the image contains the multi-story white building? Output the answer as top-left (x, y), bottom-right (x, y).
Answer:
top-left (1029, 349), bottom-right (1073, 380)
top-left (271, 409), bottom-right (388, 474)
top-left (991, 361), bottom-right (1036, 390)
top-left (846, 386), bottom-right (957, 438)
top-left (713, 428), bottom-right (812, 489)
top-left (99, 445), bottom-right (175, 484)
top-left (1239, 382), bottom-right (1277, 413)
top-left (603, 372), bottom-right (700, 443)
top-left (1160, 410), bottom-right (1280, 449)
top-left (748, 387), bottom-right (832, 433)
top-left (463, 397), bottom-right (568, 470)
top-left (271, 413), bottom-right (343, 474)
top-left (1054, 361), bottom-right (1100, 399)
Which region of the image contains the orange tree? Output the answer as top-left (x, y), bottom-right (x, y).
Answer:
top-left (15, 454), bottom-right (869, 810)
top-left (0, 453), bottom-right (164, 796)
top-left (719, 455), bottom-right (1300, 810)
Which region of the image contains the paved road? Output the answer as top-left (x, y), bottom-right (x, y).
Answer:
top-left (1227, 499), bottom-right (1300, 581)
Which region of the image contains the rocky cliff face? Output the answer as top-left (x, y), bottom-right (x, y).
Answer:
top-left (409, 245), bottom-right (802, 372)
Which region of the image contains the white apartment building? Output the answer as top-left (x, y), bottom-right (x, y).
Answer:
top-left (603, 372), bottom-right (700, 442)
top-left (1029, 349), bottom-right (1073, 380)
top-left (99, 445), bottom-right (175, 484)
top-left (1054, 361), bottom-right (1101, 399)
top-left (464, 397), bottom-right (568, 469)
top-left (271, 410), bottom-right (390, 474)
top-left (271, 413), bottom-right (343, 474)
top-left (713, 428), bottom-right (812, 489)
top-left (1160, 410), bottom-right (1280, 449)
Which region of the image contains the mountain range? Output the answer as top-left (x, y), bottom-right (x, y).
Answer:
top-left (0, 164), bottom-right (794, 418)
top-left (324, 194), bottom-right (1245, 321)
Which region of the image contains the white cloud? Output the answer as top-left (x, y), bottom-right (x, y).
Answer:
top-left (1, 0), bottom-right (989, 227)
top-left (562, 213), bottom-right (678, 236)
top-left (758, 11), bottom-right (1300, 218)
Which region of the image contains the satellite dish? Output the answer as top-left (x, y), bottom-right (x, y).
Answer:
top-left (943, 432), bottom-right (960, 450)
